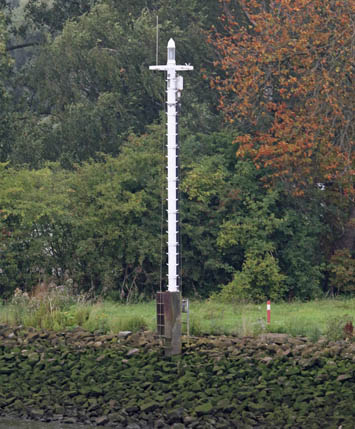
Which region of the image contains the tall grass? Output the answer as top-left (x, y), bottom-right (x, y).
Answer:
top-left (0, 295), bottom-right (354, 340)
top-left (0, 297), bottom-right (152, 334)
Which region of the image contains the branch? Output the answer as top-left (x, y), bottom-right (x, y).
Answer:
top-left (6, 42), bottom-right (39, 52)
top-left (236, 0), bottom-right (257, 27)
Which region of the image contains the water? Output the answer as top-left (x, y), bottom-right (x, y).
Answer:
top-left (0, 418), bottom-right (95, 429)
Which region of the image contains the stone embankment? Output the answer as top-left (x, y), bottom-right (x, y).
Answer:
top-left (0, 325), bottom-right (354, 428)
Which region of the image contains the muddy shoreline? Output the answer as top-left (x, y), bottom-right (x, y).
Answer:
top-left (1, 325), bottom-right (354, 428)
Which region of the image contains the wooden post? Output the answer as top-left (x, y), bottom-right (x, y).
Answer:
top-left (267, 300), bottom-right (271, 324)
top-left (156, 291), bottom-right (181, 356)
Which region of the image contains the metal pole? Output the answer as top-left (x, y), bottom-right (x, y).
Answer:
top-left (150, 39), bottom-right (193, 293)
top-left (167, 45), bottom-right (178, 291)
top-left (151, 39), bottom-right (193, 356)
top-left (156, 16), bottom-right (159, 66)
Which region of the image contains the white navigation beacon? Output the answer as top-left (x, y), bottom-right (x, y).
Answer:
top-left (149, 39), bottom-right (193, 293)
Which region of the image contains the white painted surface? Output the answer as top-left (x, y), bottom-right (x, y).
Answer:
top-left (149, 39), bottom-right (193, 292)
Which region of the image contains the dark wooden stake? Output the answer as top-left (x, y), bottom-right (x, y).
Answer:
top-left (156, 291), bottom-right (181, 356)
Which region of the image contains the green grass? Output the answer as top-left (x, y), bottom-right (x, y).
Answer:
top-left (188, 298), bottom-right (355, 340)
top-left (0, 297), bottom-right (354, 340)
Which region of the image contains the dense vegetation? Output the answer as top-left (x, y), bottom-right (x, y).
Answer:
top-left (0, 0), bottom-right (353, 302)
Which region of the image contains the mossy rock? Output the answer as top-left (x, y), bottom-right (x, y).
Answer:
top-left (1, 325), bottom-right (355, 427)
top-left (139, 401), bottom-right (160, 412)
top-left (195, 402), bottom-right (213, 416)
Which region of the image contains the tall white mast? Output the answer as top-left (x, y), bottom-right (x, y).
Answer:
top-left (150, 39), bottom-right (193, 292)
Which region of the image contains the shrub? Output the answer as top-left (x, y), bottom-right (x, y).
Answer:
top-left (218, 252), bottom-right (286, 303)
top-left (325, 314), bottom-right (354, 341)
top-left (328, 249), bottom-right (355, 294)
top-left (2, 281), bottom-right (91, 329)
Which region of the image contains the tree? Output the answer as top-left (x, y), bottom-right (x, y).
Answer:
top-left (9, 0), bottom-right (223, 167)
top-left (180, 131), bottom-right (238, 297)
top-left (211, 0), bottom-right (353, 198)
top-left (214, 160), bottom-right (325, 302)
top-left (0, 11), bottom-right (14, 162)
top-left (180, 129), bottom-right (326, 301)
top-left (10, 4), bottom-right (161, 167)
top-left (0, 125), bottom-right (165, 300)
top-left (24, 0), bottom-right (98, 35)
top-left (210, 0), bottom-right (354, 291)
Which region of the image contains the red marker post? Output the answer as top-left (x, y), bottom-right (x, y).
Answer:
top-left (267, 300), bottom-right (271, 324)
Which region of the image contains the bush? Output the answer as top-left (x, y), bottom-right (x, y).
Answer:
top-left (218, 252), bottom-right (286, 303)
top-left (2, 283), bottom-right (91, 329)
top-left (329, 249), bottom-right (355, 294)
top-left (325, 314), bottom-right (354, 341)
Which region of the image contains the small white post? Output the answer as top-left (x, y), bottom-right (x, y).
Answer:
top-left (150, 39), bottom-right (193, 293)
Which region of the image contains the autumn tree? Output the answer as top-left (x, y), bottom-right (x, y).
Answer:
top-left (211, 0), bottom-right (354, 198)
top-left (210, 0), bottom-right (354, 290)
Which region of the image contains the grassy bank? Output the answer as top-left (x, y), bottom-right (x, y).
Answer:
top-left (0, 296), bottom-right (354, 341)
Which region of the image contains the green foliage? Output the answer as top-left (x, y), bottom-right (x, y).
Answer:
top-left (1, 284), bottom-right (91, 329)
top-left (204, 156), bottom-right (324, 301)
top-left (179, 131), bottom-right (238, 297)
top-left (219, 253), bottom-right (286, 303)
top-left (328, 249), bottom-right (355, 294)
top-left (9, 0), bottom-right (220, 167)
top-left (277, 207), bottom-right (325, 300)
top-left (178, 130), bottom-right (326, 300)
top-left (325, 314), bottom-right (354, 341)
top-left (14, 4), bottom-right (159, 166)
top-left (0, 124), bottom-right (332, 301)
top-left (0, 13), bottom-right (14, 162)
top-left (70, 304), bottom-right (91, 326)
top-left (25, 0), bottom-right (98, 35)
top-left (0, 0), bottom-right (352, 302)
top-left (0, 126), bottom-right (164, 299)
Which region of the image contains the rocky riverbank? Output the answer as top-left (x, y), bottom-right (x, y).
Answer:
top-left (0, 325), bottom-right (354, 428)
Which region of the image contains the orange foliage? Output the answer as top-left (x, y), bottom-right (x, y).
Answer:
top-left (211, 0), bottom-right (354, 196)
